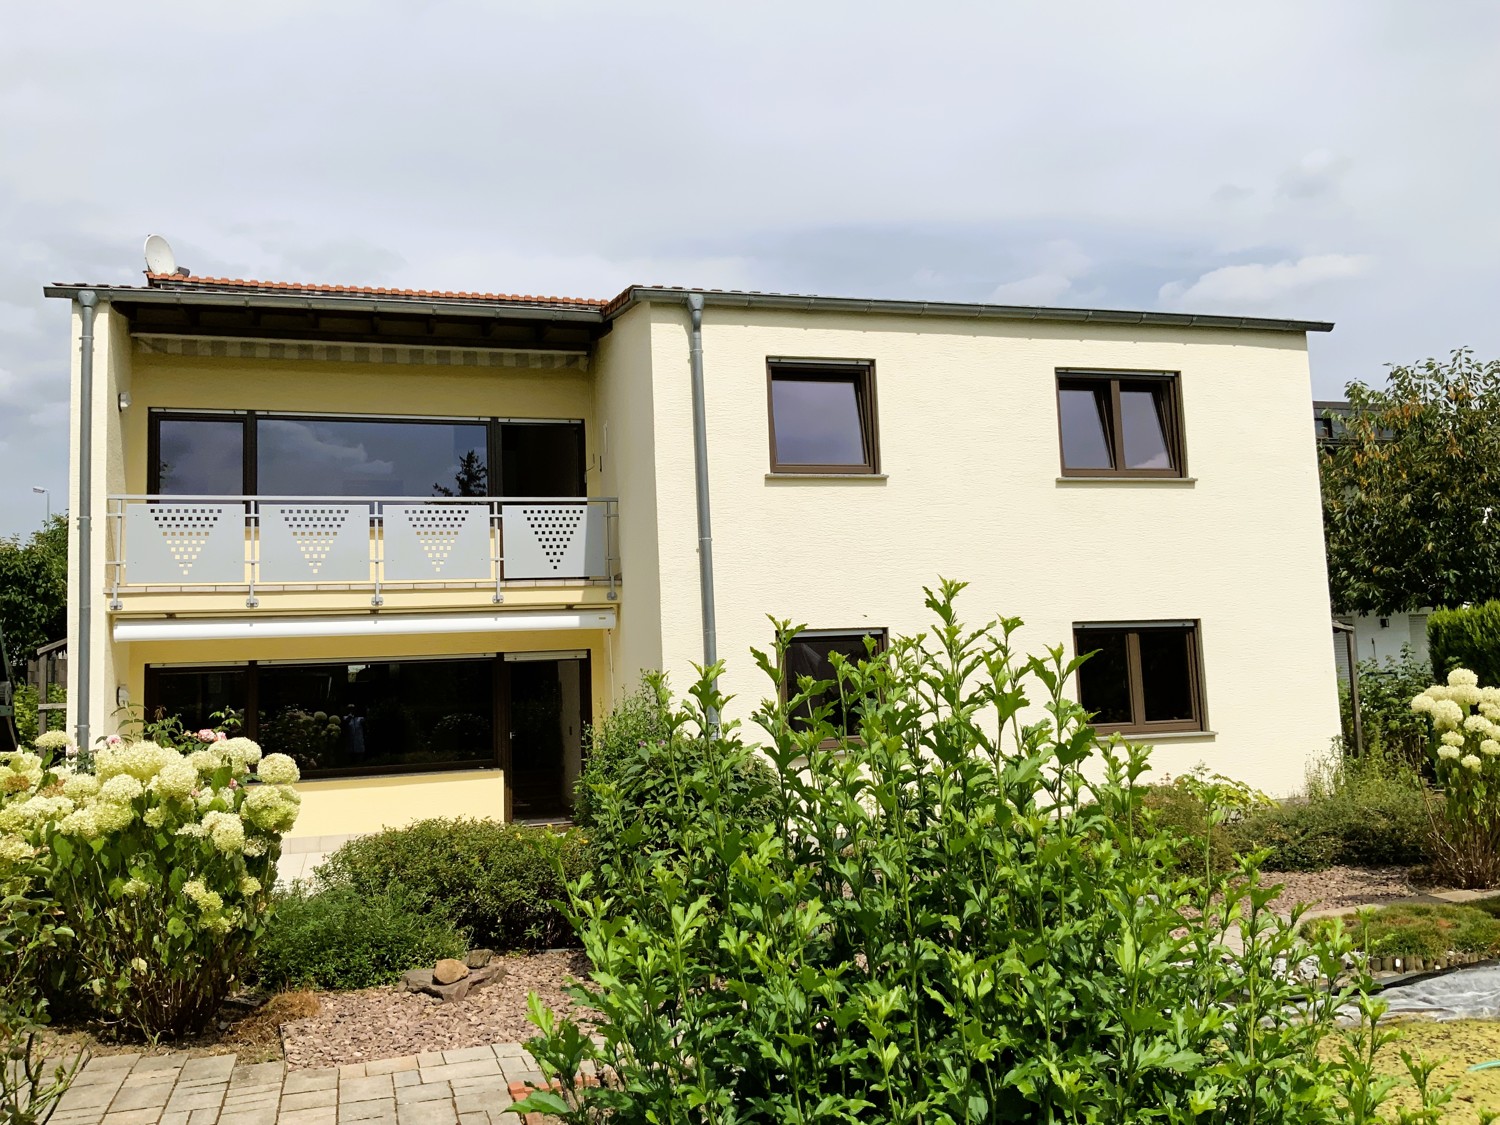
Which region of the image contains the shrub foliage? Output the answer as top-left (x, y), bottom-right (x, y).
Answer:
top-left (256, 883), bottom-right (467, 991)
top-left (519, 581), bottom-right (1421, 1124)
top-left (315, 818), bottom-right (590, 950)
top-left (1427, 601), bottom-right (1500, 689)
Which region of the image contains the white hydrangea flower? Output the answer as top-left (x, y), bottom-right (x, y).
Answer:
top-left (221, 738), bottom-right (263, 772)
top-left (1482, 740), bottom-right (1500, 757)
top-left (188, 748), bottom-right (225, 776)
top-left (241, 838), bottom-right (268, 857)
top-left (1425, 685), bottom-right (1452, 702)
top-left (238, 875), bottom-right (262, 896)
top-left (90, 801), bottom-right (135, 834)
top-left (256, 754), bottom-right (301, 786)
top-left (0, 833), bottom-right (34, 864)
top-left (1449, 668), bottom-right (1480, 688)
top-left (62, 773), bottom-right (100, 800)
top-left (1411, 694), bottom-right (1436, 715)
top-left (33, 730), bottom-right (73, 754)
top-left (1464, 714), bottom-right (1495, 735)
top-left (1452, 684), bottom-right (1484, 707)
top-left (0, 751), bottom-right (43, 795)
top-left (182, 879), bottom-right (224, 912)
top-left (1432, 700), bottom-right (1466, 731)
top-left (97, 741), bottom-right (174, 783)
top-left (121, 878), bottom-right (150, 898)
top-left (1441, 731), bottom-right (1466, 747)
top-left (4, 794), bottom-right (75, 827)
top-left (175, 821), bottom-right (208, 839)
top-left (201, 810), bottom-right (246, 855)
top-left (150, 759), bottom-right (198, 800)
top-left (241, 784), bottom-right (301, 833)
top-left (1462, 754), bottom-right (1483, 772)
top-left (57, 806), bottom-right (100, 838)
top-left (1438, 744), bottom-right (1462, 761)
top-left (98, 774), bottom-right (144, 805)
top-left (142, 806), bottom-right (167, 829)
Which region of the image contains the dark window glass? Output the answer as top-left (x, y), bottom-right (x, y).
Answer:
top-left (1058, 386), bottom-right (1114, 470)
top-left (257, 658), bottom-right (494, 774)
top-left (1076, 630), bottom-right (1132, 725)
top-left (784, 631), bottom-right (885, 738)
top-left (1139, 629), bottom-right (1195, 722)
top-left (500, 422), bottom-right (584, 497)
top-left (1074, 623), bottom-right (1202, 733)
top-left (1120, 388), bottom-right (1172, 470)
top-left (256, 418), bottom-right (489, 498)
top-left (1057, 374), bottom-right (1182, 477)
top-left (157, 419), bottom-right (245, 495)
top-left (149, 667), bottom-right (248, 732)
top-left (768, 365), bottom-right (877, 473)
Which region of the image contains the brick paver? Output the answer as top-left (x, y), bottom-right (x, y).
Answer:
top-left (44, 1044), bottom-right (536, 1125)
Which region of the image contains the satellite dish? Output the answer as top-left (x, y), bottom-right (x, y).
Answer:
top-left (143, 234), bottom-right (177, 276)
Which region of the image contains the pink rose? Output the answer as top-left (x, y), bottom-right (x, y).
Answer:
top-left (197, 729), bottom-right (217, 743)
top-left (106, 734), bottom-right (123, 746)
top-left (214, 731), bottom-right (228, 742)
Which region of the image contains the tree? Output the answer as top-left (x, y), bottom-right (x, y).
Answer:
top-left (432, 450), bottom-right (488, 497)
top-left (1321, 349), bottom-right (1500, 614)
top-left (0, 514), bottom-right (68, 680)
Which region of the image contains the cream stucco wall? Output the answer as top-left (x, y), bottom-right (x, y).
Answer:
top-left (639, 303), bottom-right (1340, 796)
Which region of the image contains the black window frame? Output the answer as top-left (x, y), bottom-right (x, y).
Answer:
top-left (780, 627), bottom-right (889, 743)
top-left (766, 359), bottom-right (880, 475)
top-left (1073, 621), bottom-right (1206, 735)
top-left (1056, 370), bottom-right (1186, 478)
top-left (146, 410), bottom-right (586, 498)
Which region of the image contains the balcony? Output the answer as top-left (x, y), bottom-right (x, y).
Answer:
top-left (106, 495), bottom-right (619, 609)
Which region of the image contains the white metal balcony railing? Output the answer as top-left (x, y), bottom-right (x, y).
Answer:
top-left (106, 496), bottom-right (618, 609)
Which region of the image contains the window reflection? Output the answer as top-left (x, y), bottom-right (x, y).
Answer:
top-left (257, 419), bottom-right (489, 497)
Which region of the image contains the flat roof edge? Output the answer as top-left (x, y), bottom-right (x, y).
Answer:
top-left (609, 287), bottom-right (1335, 333)
top-left (42, 284), bottom-right (607, 324)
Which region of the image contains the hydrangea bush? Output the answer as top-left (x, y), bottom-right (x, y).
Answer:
top-left (1410, 667), bottom-right (1500, 887)
top-left (0, 734), bottom-right (301, 1038)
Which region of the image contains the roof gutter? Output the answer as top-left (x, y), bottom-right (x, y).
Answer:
top-left (611, 287), bottom-right (1334, 334)
top-left (42, 284), bottom-right (606, 325)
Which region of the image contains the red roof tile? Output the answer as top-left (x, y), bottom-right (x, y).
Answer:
top-left (145, 273), bottom-right (607, 308)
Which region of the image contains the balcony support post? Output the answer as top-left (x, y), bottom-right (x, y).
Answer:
top-left (74, 291), bottom-right (98, 750)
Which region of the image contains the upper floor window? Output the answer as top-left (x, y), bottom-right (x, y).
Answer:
top-left (767, 361), bottom-right (879, 474)
top-left (148, 413), bottom-right (583, 498)
top-left (1073, 621), bottom-right (1204, 734)
top-left (1056, 371), bottom-right (1184, 478)
top-left (783, 628), bottom-right (887, 739)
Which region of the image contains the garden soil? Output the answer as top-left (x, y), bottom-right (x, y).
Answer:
top-left (1370, 1020), bottom-right (1500, 1122)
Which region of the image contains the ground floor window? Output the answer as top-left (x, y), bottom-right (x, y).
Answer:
top-left (145, 653), bottom-right (588, 810)
top-left (1073, 621), bottom-right (1204, 734)
top-left (782, 629), bottom-right (888, 740)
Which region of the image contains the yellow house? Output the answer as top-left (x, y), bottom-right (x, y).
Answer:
top-left (48, 270), bottom-right (1342, 861)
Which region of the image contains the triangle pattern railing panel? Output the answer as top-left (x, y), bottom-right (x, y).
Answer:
top-left (383, 502), bottom-right (494, 582)
top-left (122, 503), bottom-right (247, 585)
top-left (259, 503), bottom-right (372, 583)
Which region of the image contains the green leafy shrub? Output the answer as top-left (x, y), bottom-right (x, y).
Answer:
top-left (1428, 601), bottom-right (1500, 687)
top-left (1229, 748), bottom-right (1430, 871)
top-left (12, 683), bottom-right (65, 752)
top-left (1342, 646), bottom-right (1436, 770)
top-left (576, 673), bottom-right (775, 887)
top-left (256, 883), bottom-right (467, 990)
top-left (1305, 903), bottom-right (1500, 961)
top-left (316, 818), bottom-right (590, 950)
top-left (1137, 770), bottom-right (1268, 874)
top-left (0, 737), bottom-right (302, 1038)
top-left (518, 581), bottom-right (1419, 1124)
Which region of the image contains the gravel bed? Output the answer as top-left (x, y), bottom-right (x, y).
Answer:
top-left (280, 949), bottom-right (592, 1069)
top-left (1262, 865), bottom-right (1425, 914)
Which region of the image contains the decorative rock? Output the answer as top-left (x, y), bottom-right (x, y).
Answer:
top-left (434, 958), bottom-right (471, 985)
top-left (466, 949), bottom-right (496, 970)
top-left (402, 960), bottom-right (507, 1003)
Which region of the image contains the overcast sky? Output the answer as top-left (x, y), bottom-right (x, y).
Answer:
top-left (2, 1), bottom-right (1498, 535)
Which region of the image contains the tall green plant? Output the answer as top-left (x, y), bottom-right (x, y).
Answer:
top-left (1427, 602), bottom-right (1500, 688)
top-left (1409, 667), bottom-right (1500, 887)
top-left (517, 581), bottom-right (1433, 1124)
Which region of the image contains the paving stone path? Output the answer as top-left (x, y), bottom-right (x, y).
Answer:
top-left (50, 1043), bottom-right (546, 1125)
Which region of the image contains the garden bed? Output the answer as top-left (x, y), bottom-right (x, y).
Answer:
top-left (281, 949), bottom-right (592, 1068)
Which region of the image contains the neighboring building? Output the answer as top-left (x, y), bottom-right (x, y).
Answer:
top-left (49, 271), bottom-right (1342, 853)
top-left (1313, 399), bottom-right (1432, 673)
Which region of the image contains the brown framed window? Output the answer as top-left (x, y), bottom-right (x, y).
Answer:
top-left (767, 360), bottom-right (879, 474)
top-left (1073, 621), bottom-right (1204, 734)
top-left (1056, 372), bottom-right (1184, 477)
top-left (782, 629), bottom-right (887, 739)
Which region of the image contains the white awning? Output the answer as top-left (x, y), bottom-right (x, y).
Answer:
top-left (113, 609), bottom-right (616, 644)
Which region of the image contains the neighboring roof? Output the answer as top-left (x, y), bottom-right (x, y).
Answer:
top-left (42, 274), bottom-right (1335, 334)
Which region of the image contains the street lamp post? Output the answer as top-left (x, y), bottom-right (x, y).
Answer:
top-left (31, 487), bottom-right (50, 521)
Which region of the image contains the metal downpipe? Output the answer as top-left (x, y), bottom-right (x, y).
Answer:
top-left (75, 291), bottom-right (97, 751)
top-left (686, 293), bottom-right (720, 726)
